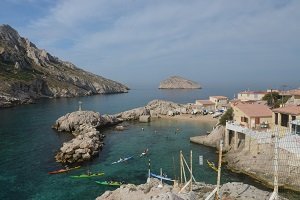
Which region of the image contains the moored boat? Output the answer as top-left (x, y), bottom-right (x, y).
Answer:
top-left (207, 160), bottom-right (218, 172)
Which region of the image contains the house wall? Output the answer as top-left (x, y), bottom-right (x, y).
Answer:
top-left (209, 97), bottom-right (229, 109)
top-left (202, 104), bottom-right (215, 111)
top-left (237, 93), bottom-right (265, 101)
top-left (272, 112), bottom-right (300, 130)
top-left (233, 106), bottom-right (271, 128)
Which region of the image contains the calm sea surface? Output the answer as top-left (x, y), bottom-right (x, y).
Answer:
top-left (0, 88), bottom-right (298, 199)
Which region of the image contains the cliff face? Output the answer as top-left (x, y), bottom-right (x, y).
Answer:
top-left (159, 76), bottom-right (201, 89)
top-left (0, 24), bottom-right (129, 107)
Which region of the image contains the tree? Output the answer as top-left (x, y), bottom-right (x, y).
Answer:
top-left (219, 108), bottom-right (233, 126)
top-left (262, 92), bottom-right (289, 108)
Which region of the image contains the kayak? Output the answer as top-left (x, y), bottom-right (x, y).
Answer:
top-left (48, 166), bottom-right (81, 174)
top-left (70, 172), bottom-right (104, 178)
top-left (207, 160), bottom-right (218, 172)
top-left (95, 181), bottom-right (122, 186)
top-left (111, 156), bottom-right (133, 164)
top-left (150, 173), bottom-right (173, 182)
top-left (140, 149), bottom-right (149, 157)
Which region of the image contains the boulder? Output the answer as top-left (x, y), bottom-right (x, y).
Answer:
top-left (139, 115), bottom-right (150, 123)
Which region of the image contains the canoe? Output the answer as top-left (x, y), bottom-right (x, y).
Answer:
top-left (140, 149), bottom-right (148, 157)
top-left (48, 166), bottom-right (81, 174)
top-left (150, 173), bottom-right (173, 182)
top-left (111, 156), bottom-right (133, 164)
top-left (207, 160), bottom-right (218, 172)
top-left (70, 172), bottom-right (104, 178)
top-left (95, 181), bottom-right (122, 186)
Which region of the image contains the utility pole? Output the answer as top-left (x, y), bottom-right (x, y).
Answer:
top-left (215, 140), bottom-right (223, 200)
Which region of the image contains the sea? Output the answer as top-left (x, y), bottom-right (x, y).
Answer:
top-left (0, 87), bottom-right (299, 200)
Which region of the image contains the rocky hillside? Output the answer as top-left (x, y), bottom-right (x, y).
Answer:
top-left (159, 76), bottom-right (201, 89)
top-left (0, 24), bottom-right (129, 108)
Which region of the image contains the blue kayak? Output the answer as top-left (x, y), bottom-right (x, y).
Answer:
top-left (150, 173), bottom-right (173, 181)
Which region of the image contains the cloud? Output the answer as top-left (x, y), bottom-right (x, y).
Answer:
top-left (23, 0), bottom-right (300, 86)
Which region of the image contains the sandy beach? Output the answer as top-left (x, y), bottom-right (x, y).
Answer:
top-left (157, 114), bottom-right (218, 123)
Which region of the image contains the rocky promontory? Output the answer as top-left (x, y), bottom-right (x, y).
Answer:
top-left (53, 100), bottom-right (192, 163)
top-left (53, 111), bottom-right (122, 163)
top-left (0, 24), bottom-right (128, 108)
top-left (96, 178), bottom-right (286, 200)
top-left (159, 76), bottom-right (201, 89)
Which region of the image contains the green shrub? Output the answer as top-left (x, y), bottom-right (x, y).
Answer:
top-left (218, 108), bottom-right (233, 126)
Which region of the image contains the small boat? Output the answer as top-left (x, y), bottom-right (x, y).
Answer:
top-left (150, 173), bottom-right (174, 182)
top-left (111, 156), bottom-right (133, 164)
top-left (140, 149), bottom-right (149, 157)
top-left (95, 181), bottom-right (123, 186)
top-left (207, 160), bottom-right (218, 172)
top-left (48, 166), bottom-right (81, 174)
top-left (70, 172), bottom-right (104, 178)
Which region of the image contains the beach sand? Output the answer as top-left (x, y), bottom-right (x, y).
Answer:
top-left (157, 114), bottom-right (218, 123)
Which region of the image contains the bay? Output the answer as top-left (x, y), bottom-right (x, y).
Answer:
top-left (0, 88), bottom-right (296, 200)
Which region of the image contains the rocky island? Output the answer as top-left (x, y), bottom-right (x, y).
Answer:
top-left (159, 76), bottom-right (201, 89)
top-left (0, 24), bottom-right (128, 108)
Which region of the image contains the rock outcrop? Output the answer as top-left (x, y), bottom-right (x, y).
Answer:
top-left (96, 178), bottom-right (286, 200)
top-left (159, 76), bottom-right (201, 89)
top-left (115, 99), bottom-right (193, 120)
top-left (53, 111), bottom-right (121, 163)
top-left (0, 24), bottom-right (129, 108)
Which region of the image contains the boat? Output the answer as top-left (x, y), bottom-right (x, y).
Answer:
top-left (207, 160), bottom-right (218, 172)
top-left (48, 166), bottom-right (81, 174)
top-left (111, 156), bottom-right (133, 164)
top-left (70, 172), bottom-right (104, 178)
top-left (150, 173), bottom-right (174, 182)
top-left (95, 181), bottom-right (123, 186)
top-left (140, 149), bottom-right (149, 157)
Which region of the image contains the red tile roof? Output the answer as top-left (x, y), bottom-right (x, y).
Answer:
top-left (195, 100), bottom-right (215, 105)
top-left (272, 105), bottom-right (300, 115)
top-left (234, 103), bottom-right (272, 117)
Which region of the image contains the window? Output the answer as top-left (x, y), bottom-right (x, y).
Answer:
top-left (275, 113), bottom-right (278, 125)
top-left (281, 114), bottom-right (289, 127)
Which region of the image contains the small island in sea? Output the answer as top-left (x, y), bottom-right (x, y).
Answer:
top-left (158, 76), bottom-right (201, 89)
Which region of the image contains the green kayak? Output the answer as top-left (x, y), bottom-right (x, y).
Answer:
top-left (70, 172), bottom-right (104, 178)
top-left (95, 181), bottom-right (122, 186)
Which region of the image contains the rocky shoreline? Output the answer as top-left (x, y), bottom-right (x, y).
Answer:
top-left (52, 100), bottom-right (195, 164)
top-left (96, 178), bottom-right (286, 200)
top-left (52, 111), bottom-right (122, 163)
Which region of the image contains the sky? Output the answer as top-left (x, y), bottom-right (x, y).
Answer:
top-left (0, 0), bottom-right (300, 89)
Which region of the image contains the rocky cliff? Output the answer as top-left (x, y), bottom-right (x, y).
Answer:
top-left (159, 76), bottom-right (201, 89)
top-left (0, 24), bottom-right (129, 108)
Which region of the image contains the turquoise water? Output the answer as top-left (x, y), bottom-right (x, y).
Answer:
top-left (0, 88), bottom-right (297, 199)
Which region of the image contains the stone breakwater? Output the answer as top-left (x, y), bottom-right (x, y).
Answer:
top-left (96, 178), bottom-right (286, 200)
top-left (53, 111), bottom-right (121, 163)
